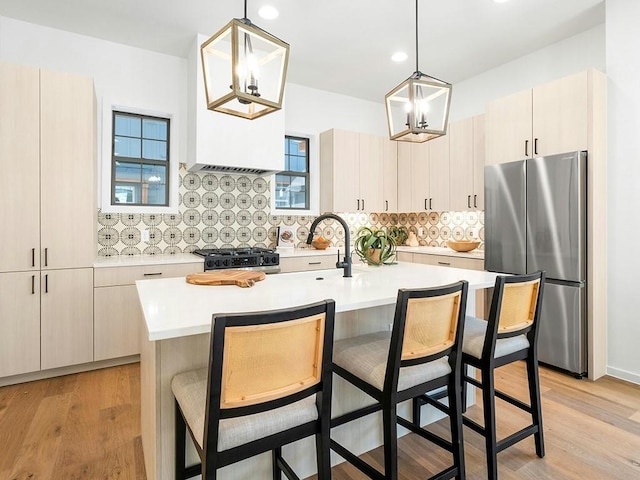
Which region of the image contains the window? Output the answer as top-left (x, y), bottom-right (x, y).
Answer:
top-left (112, 111), bottom-right (170, 206)
top-left (275, 136), bottom-right (309, 210)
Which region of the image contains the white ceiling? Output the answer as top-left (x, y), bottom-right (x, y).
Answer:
top-left (0, 0), bottom-right (605, 103)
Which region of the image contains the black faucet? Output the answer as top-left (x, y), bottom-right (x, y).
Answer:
top-left (306, 213), bottom-right (352, 278)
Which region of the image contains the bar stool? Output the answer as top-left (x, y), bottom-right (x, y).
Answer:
top-left (171, 300), bottom-right (335, 480)
top-left (461, 272), bottom-right (546, 480)
top-left (331, 281), bottom-right (469, 480)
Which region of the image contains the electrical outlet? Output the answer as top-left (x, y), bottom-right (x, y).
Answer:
top-left (418, 227), bottom-right (424, 236)
top-left (142, 229), bottom-right (150, 242)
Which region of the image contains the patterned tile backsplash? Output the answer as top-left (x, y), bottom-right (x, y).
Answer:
top-left (97, 166), bottom-right (484, 256)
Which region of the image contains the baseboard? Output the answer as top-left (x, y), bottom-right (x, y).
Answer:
top-left (606, 366), bottom-right (640, 386)
top-left (0, 355), bottom-right (140, 387)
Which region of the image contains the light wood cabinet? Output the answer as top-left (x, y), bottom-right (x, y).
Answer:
top-left (428, 135), bottom-right (450, 211)
top-left (486, 70), bottom-right (590, 165)
top-left (94, 263), bottom-right (199, 361)
top-left (41, 268), bottom-right (94, 370)
top-left (40, 69), bottom-right (96, 269)
top-left (320, 129), bottom-right (397, 213)
top-left (0, 63), bottom-right (97, 378)
top-left (0, 272), bottom-right (41, 377)
top-left (449, 115), bottom-right (485, 211)
top-left (404, 252), bottom-right (486, 318)
top-left (279, 254), bottom-right (337, 273)
top-left (382, 139), bottom-right (398, 212)
top-left (0, 63), bottom-right (40, 273)
top-left (0, 64), bottom-right (95, 273)
top-left (398, 136), bottom-right (449, 212)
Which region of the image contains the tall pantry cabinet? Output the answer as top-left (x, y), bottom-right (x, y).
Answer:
top-left (0, 62), bottom-right (96, 378)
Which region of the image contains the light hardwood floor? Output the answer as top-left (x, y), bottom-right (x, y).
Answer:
top-left (0, 362), bottom-right (638, 479)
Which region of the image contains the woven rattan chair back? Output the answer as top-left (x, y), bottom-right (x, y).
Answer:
top-left (220, 312), bottom-right (326, 409)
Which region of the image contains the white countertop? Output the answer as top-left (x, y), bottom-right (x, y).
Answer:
top-left (137, 262), bottom-right (498, 342)
top-left (94, 253), bottom-right (203, 268)
top-left (277, 247), bottom-right (341, 257)
top-left (396, 245), bottom-right (484, 260)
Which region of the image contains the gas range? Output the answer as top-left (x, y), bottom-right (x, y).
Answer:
top-left (192, 247), bottom-right (280, 274)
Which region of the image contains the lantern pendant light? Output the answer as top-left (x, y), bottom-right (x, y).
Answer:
top-left (200, 0), bottom-right (290, 120)
top-left (385, 0), bottom-right (452, 142)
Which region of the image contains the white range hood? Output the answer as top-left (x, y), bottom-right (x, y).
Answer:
top-left (187, 34), bottom-right (284, 175)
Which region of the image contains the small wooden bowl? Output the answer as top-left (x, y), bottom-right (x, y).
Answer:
top-left (446, 239), bottom-right (480, 252)
top-left (311, 239), bottom-right (331, 250)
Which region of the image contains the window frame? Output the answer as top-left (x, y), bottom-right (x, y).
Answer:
top-left (111, 111), bottom-right (170, 207)
top-left (275, 135), bottom-right (310, 211)
top-left (271, 132), bottom-right (319, 216)
top-left (100, 102), bottom-right (179, 214)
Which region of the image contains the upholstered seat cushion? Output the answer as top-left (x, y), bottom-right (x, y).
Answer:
top-left (171, 368), bottom-right (318, 452)
top-left (333, 331), bottom-right (452, 392)
top-left (462, 315), bottom-right (530, 359)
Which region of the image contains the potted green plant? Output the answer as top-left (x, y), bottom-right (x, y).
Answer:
top-left (354, 227), bottom-right (397, 265)
top-left (387, 225), bottom-right (409, 246)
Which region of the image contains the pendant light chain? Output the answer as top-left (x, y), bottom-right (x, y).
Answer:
top-left (415, 0), bottom-right (419, 73)
top-left (244, 0), bottom-right (248, 19)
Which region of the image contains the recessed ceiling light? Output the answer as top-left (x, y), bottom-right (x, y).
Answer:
top-left (391, 52), bottom-right (408, 62)
top-left (493, 0), bottom-right (510, 3)
top-left (258, 5), bottom-right (279, 20)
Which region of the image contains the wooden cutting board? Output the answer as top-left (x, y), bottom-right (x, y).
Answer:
top-left (186, 270), bottom-right (266, 288)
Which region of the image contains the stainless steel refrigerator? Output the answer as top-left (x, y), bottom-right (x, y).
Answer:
top-left (484, 151), bottom-right (587, 377)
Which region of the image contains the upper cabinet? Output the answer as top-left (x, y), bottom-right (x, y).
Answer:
top-left (0, 63), bottom-right (96, 273)
top-left (398, 135), bottom-right (450, 212)
top-left (486, 70), bottom-right (590, 164)
top-left (40, 69), bottom-right (97, 270)
top-left (449, 115), bottom-right (485, 210)
top-left (320, 129), bottom-right (396, 213)
top-left (0, 63), bottom-right (40, 273)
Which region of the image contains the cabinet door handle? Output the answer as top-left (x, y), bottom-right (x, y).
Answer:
top-left (32, 248), bottom-right (35, 267)
top-left (357, 199), bottom-right (360, 211)
top-left (143, 272), bottom-right (163, 277)
top-left (474, 194), bottom-right (478, 208)
top-left (534, 138), bottom-right (538, 155)
top-left (424, 198), bottom-right (428, 210)
top-left (429, 198), bottom-right (433, 210)
top-left (525, 139), bottom-right (529, 157)
top-left (361, 199), bottom-right (365, 210)
top-left (44, 274), bottom-right (48, 293)
top-left (44, 248), bottom-right (48, 267)
top-left (467, 195), bottom-right (471, 209)
top-left (32, 275), bottom-right (35, 295)
top-left (437, 261), bottom-right (451, 266)
top-left (385, 200), bottom-right (389, 212)
top-left (308, 261), bottom-right (322, 265)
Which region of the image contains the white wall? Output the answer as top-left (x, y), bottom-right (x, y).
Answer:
top-left (605, 0), bottom-right (640, 384)
top-left (451, 24), bottom-right (606, 121)
top-left (0, 15), bottom-right (188, 210)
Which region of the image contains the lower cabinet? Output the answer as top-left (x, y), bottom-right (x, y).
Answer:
top-left (93, 263), bottom-right (200, 361)
top-left (0, 272), bottom-right (41, 377)
top-left (279, 254), bottom-right (336, 273)
top-left (399, 252), bottom-right (486, 318)
top-left (0, 269), bottom-right (93, 377)
top-left (41, 268), bottom-right (94, 370)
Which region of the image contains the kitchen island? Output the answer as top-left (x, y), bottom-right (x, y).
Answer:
top-left (137, 261), bottom-right (499, 480)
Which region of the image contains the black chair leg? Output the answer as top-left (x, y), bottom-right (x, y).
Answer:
top-left (527, 354), bottom-right (545, 458)
top-left (175, 401), bottom-right (187, 480)
top-left (481, 368), bottom-right (498, 480)
top-left (448, 376), bottom-right (466, 480)
top-left (461, 363), bottom-right (469, 413)
top-left (272, 447), bottom-right (282, 480)
top-left (315, 425), bottom-right (331, 479)
top-left (382, 401), bottom-right (399, 480)
top-left (412, 396), bottom-right (422, 426)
